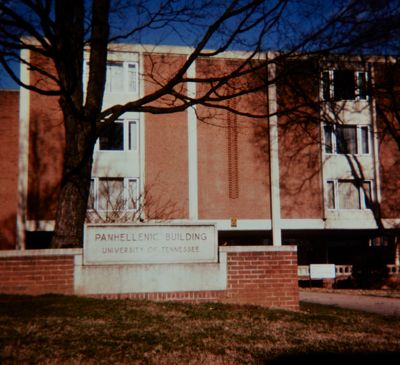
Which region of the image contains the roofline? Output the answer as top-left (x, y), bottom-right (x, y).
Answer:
top-left (21, 36), bottom-right (398, 63)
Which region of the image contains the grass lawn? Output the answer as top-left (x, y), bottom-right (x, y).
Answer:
top-left (0, 295), bottom-right (399, 364)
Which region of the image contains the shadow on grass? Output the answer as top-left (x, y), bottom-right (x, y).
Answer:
top-left (263, 352), bottom-right (400, 364)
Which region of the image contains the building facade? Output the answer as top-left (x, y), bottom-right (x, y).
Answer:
top-left (0, 45), bottom-right (399, 269)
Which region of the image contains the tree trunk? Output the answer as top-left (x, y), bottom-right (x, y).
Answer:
top-left (50, 0), bottom-right (109, 248)
top-left (51, 164), bottom-right (92, 248)
top-left (51, 114), bottom-right (95, 248)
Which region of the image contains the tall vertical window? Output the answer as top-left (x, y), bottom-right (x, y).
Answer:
top-left (127, 64), bottom-right (138, 92)
top-left (322, 71), bottom-right (331, 101)
top-left (127, 179), bottom-right (138, 210)
top-left (360, 126), bottom-right (369, 154)
top-left (88, 179), bottom-right (95, 210)
top-left (357, 72), bottom-right (368, 100)
top-left (128, 121), bottom-right (138, 150)
top-left (323, 124), bottom-right (370, 155)
top-left (321, 70), bottom-right (369, 101)
top-left (106, 61), bottom-right (124, 92)
top-left (362, 181), bottom-right (372, 209)
top-left (325, 180), bottom-right (373, 210)
top-left (98, 119), bottom-right (138, 152)
top-left (324, 125), bottom-right (333, 154)
top-left (326, 181), bottom-right (336, 209)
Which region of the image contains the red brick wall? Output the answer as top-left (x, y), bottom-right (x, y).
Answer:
top-left (0, 255), bottom-right (74, 295)
top-left (374, 62), bottom-right (400, 219)
top-left (28, 52), bottom-right (64, 221)
top-left (277, 59), bottom-right (323, 219)
top-left (196, 58), bottom-right (270, 220)
top-left (0, 248), bottom-right (299, 310)
top-left (0, 90), bottom-right (19, 249)
top-left (224, 249), bottom-right (299, 309)
top-left (143, 53), bottom-right (189, 219)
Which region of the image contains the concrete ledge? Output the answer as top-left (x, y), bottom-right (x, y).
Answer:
top-left (220, 245), bottom-right (297, 253)
top-left (0, 248), bottom-right (82, 257)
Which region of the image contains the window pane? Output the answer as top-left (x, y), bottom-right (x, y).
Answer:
top-left (99, 121), bottom-right (123, 150)
top-left (322, 71), bottom-right (331, 101)
top-left (106, 62), bottom-right (123, 92)
top-left (362, 181), bottom-right (372, 209)
top-left (127, 179), bottom-right (138, 210)
top-left (128, 63), bottom-right (137, 92)
top-left (128, 121), bottom-right (137, 150)
top-left (98, 178), bottom-right (124, 211)
top-left (338, 181), bottom-right (360, 209)
top-left (361, 126), bottom-right (369, 154)
top-left (334, 70), bottom-right (355, 100)
top-left (326, 181), bottom-right (335, 209)
top-left (324, 125), bottom-right (333, 153)
top-left (88, 179), bottom-right (95, 210)
top-left (357, 72), bottom-right (368, 99)
top-left (336, 126), bottom-right (357, 154)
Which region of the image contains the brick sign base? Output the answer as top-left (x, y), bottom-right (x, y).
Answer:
top-left (0, 246), bottom-right (298, 310)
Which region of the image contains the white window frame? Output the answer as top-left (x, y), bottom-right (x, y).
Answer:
top-left (88, 177), bottom-right (140, 212)
top-left (97, 119), bottom-right (139, 152)
top-left (84, 61), bottom-right (138, 94)
top-left (323, 124), bottom-right (371, 156)
top-left (325, 179), bottom-right (373, 211)
top-left (321, 69), bottom-right (369, 101)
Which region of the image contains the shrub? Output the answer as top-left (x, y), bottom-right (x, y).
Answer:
top-left (351, 253), bottom-right (389, 289)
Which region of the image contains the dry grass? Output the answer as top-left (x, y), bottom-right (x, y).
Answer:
top-left (0, 294), bottom-right (399, 364)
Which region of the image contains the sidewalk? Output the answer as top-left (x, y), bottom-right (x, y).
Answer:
top-left (300, 289), bottom-right (400, 316)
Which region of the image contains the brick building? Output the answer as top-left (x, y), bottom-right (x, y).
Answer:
top-left (1, 44), bottom-right (400, 269)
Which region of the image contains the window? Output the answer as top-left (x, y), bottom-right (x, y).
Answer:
top-left (105, 61), bottom-right (137, 93)
top-left (127, 179), bottom-right (138, 210)
top-left (98, 119), bottom-right (138, 152)
top-left (360, 126), bottom-right (369, 154)
top-left (336, 126), bottom-right (357, 154)
top-left (100, 121), bottom-right (123, 151)
top-left (334, 70), bottom-right (355, 100)
top-left (127, 64), bottom-right (138, 92)
top-left (323, 124), bottom-right (370, 155)
top-left (321, 70), bottom-right (368, 101)
top-left (88, 177), bottom-right (139, 211)
top-left (98, 178), bottom-right (124, 211)
top-left (338, 181), bottom-right (359, 209)
top-left (325, 180), bottom-right (373, 210)
top-left (88, 179), bottom-right (95, 210)
top-left (326, 181), bottom-right (335, 209)
top-left (85, 61), bottom-right (138, 94)
top-left (106, 61), bottom-right (124, 92)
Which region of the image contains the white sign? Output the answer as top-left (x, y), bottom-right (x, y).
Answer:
top-left (84, 224), bottom-right (218, 265)
top-left (309, 264), bottom-right (336, 279)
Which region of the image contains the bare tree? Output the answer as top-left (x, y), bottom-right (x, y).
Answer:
top-left (86, 178), bottom-right (182, 224)
top-left (0, 0), bottom-right (399, 247)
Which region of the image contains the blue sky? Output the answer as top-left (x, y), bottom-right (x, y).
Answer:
top-left (1, 0), bottom-right (398, 90)
top-left (0, 0), bottom-right (323, 89)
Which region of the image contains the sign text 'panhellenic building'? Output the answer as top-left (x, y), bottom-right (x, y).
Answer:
top-left (84, 224), bottom-right (218, 265)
